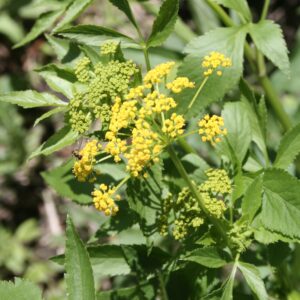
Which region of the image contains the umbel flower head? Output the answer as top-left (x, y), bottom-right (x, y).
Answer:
top-left (92, 184), bottom-right (120, 216)
top-left (100, 40), bottom-right (118, 55)
top-left (198, 114), bottom-right (227, 146)
top-left (73, 140), bottom-right (101, 182)
top-left (159, 168), bottom-right (232, 240)
top-left (202, 51), bottom-right (232, 76)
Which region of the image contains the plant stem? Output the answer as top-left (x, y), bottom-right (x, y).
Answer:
top-left (178, 138), bottom-right (197, 154)
top-left (157, 271), bottom-right (169, 300)
top-left (258, 75), bottom-right (292, 131)
top-left (142, 44), bottom-right (151, 71)
top-left (167, 145), bottom-right (229, 244)
top-left (260, 0), bottom-right (271, 21)
top-left (188, 77), bottom-right (208, 109)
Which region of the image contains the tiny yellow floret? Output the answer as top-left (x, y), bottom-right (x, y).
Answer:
top-left (198, 114), bottom-right (227, 146)
top-left (73, 140), bottom-right (101, 182)
top-left (162, 113), bottom-right (185, 138)
top-left (92, 184), bottom-right (120, 216)
top-left (166, 77), bottom-right (195, 93)
top-left (143, 62), bottom-right (175, 85)
top-left (202, 51), bottom-right (232, 77)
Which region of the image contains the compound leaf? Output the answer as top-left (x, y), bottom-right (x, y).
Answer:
top-left (249, 20), bottom-right (290, 76)
top-left (177, 26), bottom-right (247, 117)
top-left (261, 169), bottom-right (300, 239)
top-left (238, 262), bottom-right (268, 300)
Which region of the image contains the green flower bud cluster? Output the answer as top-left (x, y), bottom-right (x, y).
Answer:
top-left (68, 54), bottom-right (139, 134)
top-left (157, 193), bottom-right (173, 236)
top-left (172, 187), bottom-right (204, 240)
top-left (201, 169), bottom-right (232, 195)
top-left (75, 57), bottom-right (91, 83)
top-left (68, 92), bottom-right (92, 134)
top-left (229, 222), bottom-right (253, 253)
top-left (100, 41), bottom-right (118, 55)
top-left (94, 103), bottom-right (111, 122)
top-left (161, 169), bottom-right (232, 240)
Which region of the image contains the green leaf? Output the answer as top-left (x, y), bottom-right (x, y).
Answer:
top-left (0, 90), bottom-right (67, 108)
top-left (274, 123), bottom-right (300, 169)
top-left (238, 262), bottom-right (268, 300)
top-left (58, 25), bottom-right (139, 49)
top-left (46, 35), bottom-right (81, 64)
top-left (54, 0), bottom-right (95, 32)
top-left (14, 9), bottom-right (66, 48)
top-left (0, 12), bottom-right (25, 43)
top-left (126, 164), bottom-right (164, 236)
top-left (261, 169), bottom-right (300, 239)
top-left (65, 216), bottom-right (95, 300)
top-left (242, 175), bottom-right (263, 222)
top-left (177, 26), bottom-right (247, 117)
top-left (29, 126), bottom-right (78, 159)
top-left (241, 98), bottom-right (267, 158)
top-left (213, 0), bottom-right (251, 21)
top-left (37, 64), bottom-right (77, 98)
top-left (42, 159), bottom-right (94, 205)
top-left (249, 20), bottom-right (290, 76)
top-left (218, 101), bottom-right (252, 163)
top-left (108, 0), bottom-right (138, 29)
top-left (147, 0), bottom-right (179, 48)
top-left (53, 244), bottom-right (170, 277)
top-left (221, 264), bottom-right (238, 300)
top-left (181, 247), bottom-right (228, 268)
top-left (34, 107), bottom-right (67, 127)
top-left (97, 282), bottom-right (155, 300)
top-left (0, 278), bottom-right (42, 300)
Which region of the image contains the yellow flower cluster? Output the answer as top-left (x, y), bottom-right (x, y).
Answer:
top-left (143, 61), bottom-right (175, 85)
top-left (105, 139), bottom-right (127, 162)
top-left (107, 97), bottom-right (137, 135)
top-left (92, 184), bottom-right (120, 216)
top-left (202, 51), bottom-right (232, 76)
top-left (166, 77), bottom-right (195, 93)
top-left (198, 114), bottom-right (227, 145)
top-left (73, 140), bottom-right (101, 182)
top-left (124, 119), bottom-right (162, 177)
top-left (100, 41), bottom-right (118, 55)
top-left (125, 85), bottom-right (150, 100)
top-left (140, 91), bottom-right (176, 118)
top-left (201, 169), bottom-right (232, 195)
top-left (162, 113), bottom-right (185, 138)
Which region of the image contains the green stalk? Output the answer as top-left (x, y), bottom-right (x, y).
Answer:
top-left (167, 146), bottom-right (229, 245)
top-left (260, 0), bottom-right (271, 21)
top-left (188, 77), bottom-right (209, 109)
top-left (157, 271), bottom-right (169, 300)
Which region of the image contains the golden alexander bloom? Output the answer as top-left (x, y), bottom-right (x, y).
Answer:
top-left (108, 97), bottom-right (137, 134)
top-left (92, 183), bottom-right (120, 216)
top-left (124, 119), bottom-right (162, 177)
top-left (166, 77), bottom-right (195, 93)
top-left (143, 61), bottom-right (175, 85)
top-left (162, 113), bottom-right (185, 138)
top-left (105, 138), bottom-right (127, 162)
top-left (202, 51), bottom-right (232, 76)
top-left (73, 140), bottom-right (101, 182)
top-left (198, 114), bottom-right (227, 146)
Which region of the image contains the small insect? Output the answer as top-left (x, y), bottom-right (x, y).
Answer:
top-left (72, 150), bottom-right (82, 160)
